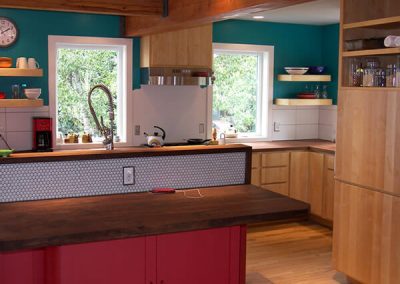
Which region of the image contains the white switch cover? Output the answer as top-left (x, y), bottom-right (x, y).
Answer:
top-left (123, 167), bottom-right (135, 185)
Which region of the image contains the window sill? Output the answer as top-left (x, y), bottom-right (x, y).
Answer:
top-left (54, 141), bottom-right (131, 150)
top-left (223, 137), bottom-right (272, 144)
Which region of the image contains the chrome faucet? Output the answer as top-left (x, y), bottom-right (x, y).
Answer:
top-left (88, 84), bottom-right (115, 150)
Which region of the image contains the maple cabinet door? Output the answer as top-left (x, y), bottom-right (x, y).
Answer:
top-left (156, 226), bottom-right (245, 284)
top-left (0, 249), bottom-right (45, 284)
top-left (50, 237), bottom-right (146, 284)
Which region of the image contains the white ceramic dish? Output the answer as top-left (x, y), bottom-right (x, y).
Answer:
top-left (284, 67), bottom-right (309, 75)
top-left (24, 88), bottom-right (41, 100)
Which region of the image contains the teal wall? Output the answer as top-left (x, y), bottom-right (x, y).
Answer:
top-left (213, 20), bottom-right (339, 104)
top-left (322, 24), bottom-right (339, 105)
top-left (0, 8), bottom-right (121, 105)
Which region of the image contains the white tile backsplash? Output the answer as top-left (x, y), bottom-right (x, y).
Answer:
top-left (295, 124), bottom-right (319, 139)
top-left (296, 109), bottom-right (319, 124)
top-left (6, 131), bottom-right (32, 151)
top-left (272, 125), bottom-right (296, 140)
top-left (272, 109), bottom-right (297, 125)
top-left (271, 105), bottom-right (337, 141)
top-left (0, 106), bottom-right (50, 151)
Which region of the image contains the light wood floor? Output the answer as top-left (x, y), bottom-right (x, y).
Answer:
top-left (246, 221), bottom-right (349, 284)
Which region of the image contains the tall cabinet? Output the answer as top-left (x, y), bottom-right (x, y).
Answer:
top-left (333, 1), bottom-right (400, 283)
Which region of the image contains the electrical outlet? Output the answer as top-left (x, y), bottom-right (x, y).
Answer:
top-left (134, 125), bottom-right (141, 136)
top-left (123, 167), bottom-right (135, 185)
top-left (274, 122), bottom-right (280, 132)
top-left (199, 123), bottom-right (205, 134)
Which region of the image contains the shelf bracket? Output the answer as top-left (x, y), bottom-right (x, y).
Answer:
top-left (162, 0), bottom-right (169, 17)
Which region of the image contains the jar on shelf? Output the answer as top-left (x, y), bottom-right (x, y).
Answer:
top-left (374, 68), bottom-right (386, 87)
top-left (314, 85), bottom-right (321, 98)
top-left (386, 64), bottom-right (397, 87)
top-left (349, 58), bottom-right (363, 87)
top-left (363, 58), bottom-right (380, 87)
top-left (321, 85), bottom-right (328, 99)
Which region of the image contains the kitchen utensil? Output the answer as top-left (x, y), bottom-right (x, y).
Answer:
top-left (144, 125), bottom-right (166, 146)
top-left (11, 84), bottom-right (20, 99)
top-left (0, 133), bottom-right (14, 151)
top-left (0, 57), bottom-right (12, 68)
top-left (284, 67), bottom-right (309, 75)
top-left (308, 66), bottom-right (325, 74)
top-left (0, 149), bottom-right (13, 157)
top-left (16, 57), bottom-right (28, 69)
top-left (186, 138), bottom-right (211, 145)
top-left (28, 58), bottom-right (40, 69)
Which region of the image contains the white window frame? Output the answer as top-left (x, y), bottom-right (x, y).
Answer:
top-left (48, 35), bottom-right (133, 149)
top-left (211, 43), bottom-right (274, 142)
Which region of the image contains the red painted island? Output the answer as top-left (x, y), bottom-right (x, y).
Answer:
top-left (0, 145), bottom-right (309, 283)
top-left (0, 185), bottom-right (308, 284)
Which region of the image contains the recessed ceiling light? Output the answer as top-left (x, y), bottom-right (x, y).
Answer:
top-left (253, 15), bottom-right (265, 19)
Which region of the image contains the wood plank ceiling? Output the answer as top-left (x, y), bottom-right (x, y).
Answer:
top-left (0, 0), bottom-right (314, 35)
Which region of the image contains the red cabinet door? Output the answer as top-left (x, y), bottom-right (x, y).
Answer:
top-left (50, 237), bottom-right (146, 284)
top-left (155, 226), bottom-right (245, 284)
top-left (0, 249), bottom-right (45, 284)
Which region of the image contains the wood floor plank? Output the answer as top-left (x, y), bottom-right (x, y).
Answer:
top-left (246, 222), bottom-right (349, 284)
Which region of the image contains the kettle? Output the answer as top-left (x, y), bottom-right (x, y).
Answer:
top-left (144, 126), bottom-right (166, 147)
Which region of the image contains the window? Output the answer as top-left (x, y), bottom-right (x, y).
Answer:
top-left (49, 36), bottom-right (132, 148)
top-left (212, 43), bottom-right (273, 140)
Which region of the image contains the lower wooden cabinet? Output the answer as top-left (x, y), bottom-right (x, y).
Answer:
top-left (333, 182), bottom-right (400, 284)
top-left (251, 151), bottom-right (335, 222)
top-left (0, 249), bottom-right (45, 284)
top-left (289, 151), bottom-right (310, 203)
top-left (0, 226), bottom-right (246, 284)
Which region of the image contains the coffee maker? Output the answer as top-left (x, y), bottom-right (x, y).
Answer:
top-left (33, 117), bottom-right (53, 152)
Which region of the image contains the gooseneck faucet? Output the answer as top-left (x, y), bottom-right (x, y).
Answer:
top-left (88, 84), bottom-right (115, 150)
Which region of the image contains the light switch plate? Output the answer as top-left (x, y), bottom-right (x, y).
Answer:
top-left (123, 167), bottom-right (135, 185)
top-left (134, 125), bottom-right (140, 136)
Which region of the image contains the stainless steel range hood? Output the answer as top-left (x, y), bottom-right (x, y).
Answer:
top-left (141, 67), bottom-right (214, 87)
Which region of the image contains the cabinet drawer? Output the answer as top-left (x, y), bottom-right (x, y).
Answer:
top-left (251, 168), bottom-right (261, 186)
top-left (261, 183), bottom-right (289, 196)
top-left (261, 152), bottom-right (289, 167)
top-left (261, 167), bottom-right (289, 184)
top-left (325, 154), bottom-right (335, 170)
top-left (252, 153), bottom-right (261, 169)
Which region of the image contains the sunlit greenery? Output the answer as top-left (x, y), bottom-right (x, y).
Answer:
top-left (56, 48), bottom-right (118, 138)
top-left (213, 53), bottom-right (258, 133)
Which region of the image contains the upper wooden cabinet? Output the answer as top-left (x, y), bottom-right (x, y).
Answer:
top-left (140, 24), bottom-right (213, 68)
top-left (336, 88), bottom-right (400, 196)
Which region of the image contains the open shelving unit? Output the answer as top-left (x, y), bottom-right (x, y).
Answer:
top-left (278, 74), bottom-right (331, 82)
top-left (274, 98), bottom-right (332, 106)
top-left (0, 99), bottom-right (44, 108)
top-left (0, 68), bottom-right (43, 77)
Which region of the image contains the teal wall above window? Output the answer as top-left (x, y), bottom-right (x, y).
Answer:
top-left (0, 8), bottom-right (121, 105)
top-left (213, 20), bottom-right (339, 104)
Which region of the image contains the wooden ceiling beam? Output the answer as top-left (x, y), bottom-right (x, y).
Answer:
top-left (125, 0), bottom-right (314, 36)
top-left (0, 0), bottom-right (163, 16)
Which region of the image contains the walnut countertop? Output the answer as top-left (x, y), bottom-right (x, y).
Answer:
top-left (242, 140), bottom-right (335, 154)
top-left (0, 185), bottom-right (309, 252)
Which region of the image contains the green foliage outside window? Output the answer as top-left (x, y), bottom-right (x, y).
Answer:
top-left (213, 53), bottom-right (259, 133)
top-left (56, 48), bottom-right (118, 138)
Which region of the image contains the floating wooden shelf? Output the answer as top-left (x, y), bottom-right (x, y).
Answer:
top-left (0, 99), bottom-right (44, 108)
top-left (342, 47), bottom-right (400, 57)
top-left (343, 16), bottom-right (400, 30)
top-left (274, 99), bottom-right (333, 106)
top-left (341, 87), bottom-right (400, 91)
top-left (0, 68), bottom-right (43, 77)
top-left (278, 74), bottom-right (331, 82)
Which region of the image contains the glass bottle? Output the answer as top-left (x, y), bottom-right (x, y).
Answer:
top-left (314, 85), bottom-right (321, 99)
top-left (321, 85), bottom-right (328, 99)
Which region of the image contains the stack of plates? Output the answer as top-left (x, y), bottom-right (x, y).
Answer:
top-left (284, 67), bottom-right (309, 75)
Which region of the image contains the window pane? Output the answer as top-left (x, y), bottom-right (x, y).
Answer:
top-left (213, 52), bottom-right (259, 134)
top-left (56, 48), bottom-right (119, 141)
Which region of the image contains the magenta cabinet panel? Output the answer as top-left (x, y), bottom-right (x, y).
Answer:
top-left (155, 226), bottom-right (245, 284)
top-left (49, 237), bottom-right (146, 284)
top-left (0, 249), bottom-right (45, 284)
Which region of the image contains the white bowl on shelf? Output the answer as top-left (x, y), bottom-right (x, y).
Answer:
top-left (24, 88), bottom-right (41, 100)
top-left (284, 67), bottom-right (309, 75)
